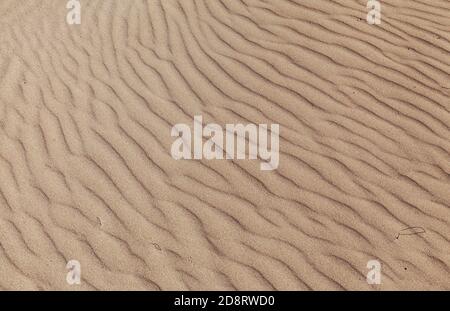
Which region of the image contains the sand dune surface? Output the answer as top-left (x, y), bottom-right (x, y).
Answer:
top-left (0, 0), bottom-right (449, 290)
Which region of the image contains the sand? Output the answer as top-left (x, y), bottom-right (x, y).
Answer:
top-left (0, 0), bottom-right (448, 290)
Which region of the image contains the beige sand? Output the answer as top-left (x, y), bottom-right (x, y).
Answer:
top-left (0, 0), bottom-right (449, 290)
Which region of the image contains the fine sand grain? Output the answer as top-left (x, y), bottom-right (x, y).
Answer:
top-left (0, 0), bottom-right (449, 290)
